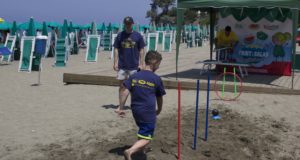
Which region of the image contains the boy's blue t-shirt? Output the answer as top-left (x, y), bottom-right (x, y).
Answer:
top-left (113, 31), bottom-right (145, 70)
top-left (123, 70), bottom-right (166, 123)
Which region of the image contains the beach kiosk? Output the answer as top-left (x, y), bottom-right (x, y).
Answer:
top-left (176, 0), bottom-right (300, 88)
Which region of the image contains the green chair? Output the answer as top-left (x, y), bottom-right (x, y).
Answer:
top-left (54, 37), bottom-right (67, 67)
top-left (85, 35), bottom-right (100, 62)
top-left (18, 36), bottom-right (35, 72)
top-left (103, 31), bottom-right (112, 51)
top-left (1, 34), bottom-right (16, 62)
top-left (162, 32), bottom-right (172, 52)
top-left (158, 31), bottom-right (163, 44)
top-left (146, 33), bottom-right (158, 51)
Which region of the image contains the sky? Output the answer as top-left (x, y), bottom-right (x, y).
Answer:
top-left (1, 0), bottom-right (153, 25)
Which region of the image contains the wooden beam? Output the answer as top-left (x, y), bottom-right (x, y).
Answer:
top-left (63, 73), bottom-right (300, 95)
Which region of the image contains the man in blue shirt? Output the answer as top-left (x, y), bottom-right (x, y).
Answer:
top-left (113, 16), bottom-right (146, 116)
top-left (121, 50), bottom-right (166, 160)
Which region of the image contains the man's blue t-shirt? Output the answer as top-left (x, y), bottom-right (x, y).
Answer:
top-left (123, 70), bottom-right (166, 123)
top-left (113, 31), bottom-right (145, 70)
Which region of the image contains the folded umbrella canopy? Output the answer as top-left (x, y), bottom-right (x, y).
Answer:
top-left (11, 21), bottom-right (18, 35)
top-left (91, 21), bottom-right (97, 34)
top-left (27, 17), bottom-right (36, 36)
top-left (19, 20), bottom-right (42, 31)
top-left (0, 22), bottom-right (12, 30)
top-left (42, 22), bottom-right (48, 36)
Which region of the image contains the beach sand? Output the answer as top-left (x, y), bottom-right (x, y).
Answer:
top-left (0, 47), bottom-right (300, 160)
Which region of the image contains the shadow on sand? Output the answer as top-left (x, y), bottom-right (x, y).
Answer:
top-left (109, 145), bottom-right (147, 160)
top-left (102, 104), bottom-right (131, 111)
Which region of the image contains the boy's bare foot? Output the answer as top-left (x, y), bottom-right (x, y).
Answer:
top-left (124, 149), bottom-right (131, 160)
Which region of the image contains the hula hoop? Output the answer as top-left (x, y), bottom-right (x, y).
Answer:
top-left (214, 72), bottom-right (243, 101)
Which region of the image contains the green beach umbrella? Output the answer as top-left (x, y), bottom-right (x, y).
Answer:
top-left (27, 17), bottom-right (36, 36)
top-left (91, 21), bottom-right (97, 34)
top-left (98, 22), bottom-right (106, 31)
top-left (0, 22), bottom-right (12, 30)
top-left (42, 22), bottom-right (48, 36)
top-left (106, 22), bottom-right (112, 32)
top-left (10, 21), bottom-right (18, 35)
top-left (149, 22), bottom-right (156, 32)
top-left (61, 19), bottom-right (68, 38)
top-left (69, 21), bottom-right (75, 32)
top-left (46, 21), bottom-right (61, 28)
top-left (19, 21), bottom-right (42, 30)
top-left (82, 23), bottom-right (91, 30)
top-left (72, 23), bottom-right (81, 29)
top-left (112, 23), bottom-right (119, 29)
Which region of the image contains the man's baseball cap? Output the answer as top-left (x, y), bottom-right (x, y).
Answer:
top-left (123, 16), bottom-right (134, 24)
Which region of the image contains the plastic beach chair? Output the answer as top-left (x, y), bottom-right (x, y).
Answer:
top-left (18, 36), bottom-right (36, 72)
top-left (146, 33), bottom-right (158, 51)
top-left (85, 35), bottom-right (100, 62)
top-left (54, 37), bottom-right (67, 67)
top-left (158, 31), bottom-right (163, 44)
top-left (1, 34), bottom-right (16, 62)
top-left (103, 31), bottom-right (112, 51)
top-left (162, 32), bottom-right (172, 52)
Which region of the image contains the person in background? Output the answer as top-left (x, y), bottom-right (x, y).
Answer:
top-left (216, 26), bottom-right (238, 61)
top-left (113, 16), bottom-right (145, 116)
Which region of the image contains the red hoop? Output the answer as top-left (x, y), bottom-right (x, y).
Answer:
top-left (214, 72), bottom-right (243, 101)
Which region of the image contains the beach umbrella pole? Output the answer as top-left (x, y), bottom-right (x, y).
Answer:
top-left (204, 74), bottom-right (210, 141)
top-left (193, 79), bottom-right (200, 150)
top-left (177, 80), bottom-right (181, 160)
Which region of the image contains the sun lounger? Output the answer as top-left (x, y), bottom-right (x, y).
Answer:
top-left (18, 36), bottom-right (36, 72)
top-left (1, 34), bottom-right (16, 62)
top-left (54, 37), bottom-right (67, 67)
top-left (103, 31), bottom-right (112, 51)
top-left (85, 35), bottom-right (100, 62)
top-left (162, 32), bottom-right (172, 52)
top-left (146, 33), bottom-right (158, 51)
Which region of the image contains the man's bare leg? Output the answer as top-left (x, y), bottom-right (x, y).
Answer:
top-left (124, 139), bottom-right (150, 160)
top-left (115, 80), bottom-right (129, 116)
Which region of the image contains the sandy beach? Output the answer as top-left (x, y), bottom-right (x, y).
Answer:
top-left (0, 46), bottom-right (300, 160)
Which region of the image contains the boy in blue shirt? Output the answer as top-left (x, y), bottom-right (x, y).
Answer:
top-left (121, 50), bottom-right (166, 160)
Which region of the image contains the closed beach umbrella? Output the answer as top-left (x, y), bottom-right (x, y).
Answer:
top-left (61, 19), bottom-right (68, 38)
top-left (42, 22), bottom-right (48, 36)
top-left (98, 22), bottom-right (106, 31)
top-left (27, 17), bottom-right (36, 36)
top-left (91, 21), bottom-right (97, 34)
top-left (10, 21), bottom-right (18, 35)
top-left (69, 21), bottom-right (75, 32)
top-left (106, 23), bottom-right (112, 32)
